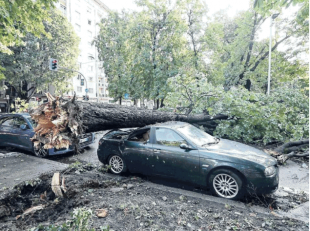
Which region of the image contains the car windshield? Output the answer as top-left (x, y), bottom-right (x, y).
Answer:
top-left (177, 124), bottom-right (217, 147)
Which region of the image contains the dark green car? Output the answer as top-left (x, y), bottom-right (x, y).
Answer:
top-left (97, 122), bottom-right (279, 200)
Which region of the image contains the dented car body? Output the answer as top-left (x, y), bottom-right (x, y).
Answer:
top-left (0, 113), bottom-right (95, 157)
top-left (97, 122), bottom-right (279, 199)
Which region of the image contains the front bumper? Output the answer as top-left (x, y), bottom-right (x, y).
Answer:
top-left (247, 165), bottom-right (279, 195)
top-left (48, 133), bottom-right (95, 156)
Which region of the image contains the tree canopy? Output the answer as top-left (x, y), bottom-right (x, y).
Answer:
top-left (0, 8), bottom-right (80, 100)
top-left (94, 0), bottom-right (308, 143)
top-left (0, 0), bottom-right (57, 79)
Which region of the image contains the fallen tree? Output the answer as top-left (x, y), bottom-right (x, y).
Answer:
top-left (265, 140), bottom-right (309, 164)
top-left (30, 93), bottom-right (309, 163)
top-left (30, 93), bottom-right (228, 151)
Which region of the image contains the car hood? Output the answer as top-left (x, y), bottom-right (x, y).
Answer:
top-left (201, 139), bottom-right (277, 166)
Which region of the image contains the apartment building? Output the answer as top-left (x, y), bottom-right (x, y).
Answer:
top-left (55, 0), bottom-right (112, 103)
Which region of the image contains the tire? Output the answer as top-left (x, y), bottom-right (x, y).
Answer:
top-left (108, 155), bottom-right (127, 175)
top-left (209, 169), bottom-right (244, 200)
top-left (33, 143), bottom-right (49, 158)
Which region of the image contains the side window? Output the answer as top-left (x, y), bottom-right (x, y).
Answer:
top-left (155, 128), bottom-right (186, 147)
top-left (0, 117), bottom-right (15, 127)
top-left (14, 117), bottom-right (28, 128)
top-left (128, 129), bottom-right (150, 143)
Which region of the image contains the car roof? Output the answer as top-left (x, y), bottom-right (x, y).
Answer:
top-left (0, 113), bottom-right (30, 118)
top-left (151, 121), bottom-right (189, 129)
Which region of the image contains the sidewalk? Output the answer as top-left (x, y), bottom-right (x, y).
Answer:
top-left (0, 152), bottom-right (68, 190)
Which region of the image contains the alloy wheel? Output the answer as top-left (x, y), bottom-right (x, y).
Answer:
top-left (109, 156), bottom-right (124, 174)
top-left (213, 173), bottom-right (239, 199)
top-left (34, 143), bottom-right (48, 157)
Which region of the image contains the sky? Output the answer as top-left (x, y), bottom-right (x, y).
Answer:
top-left (106, 0), bottom-right (251, 17)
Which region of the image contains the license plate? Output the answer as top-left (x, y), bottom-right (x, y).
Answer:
top-left (80, 137), bottom-right (89, 143)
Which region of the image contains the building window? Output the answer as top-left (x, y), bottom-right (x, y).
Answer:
top-left (75, 24), bottom-right (81, 32)
top-left (89, 77), bottom-right (93, 82)
top-left (88, 66), bottom-right (93, 72)
top-left (88, 54), bottom-right (94, 60)
top-left (75, 11), bottom-right (80, 21)
top-left (88, 20), bottom-right (92, 25)
top-left (81, 79), bottom-right (84, 86)
top-left (77, 86), bottom-right (82, 92)
top-left (88, 88), bottom-right (93, 93)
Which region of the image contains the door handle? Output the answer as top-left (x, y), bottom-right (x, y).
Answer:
top-left (154, 149), bottom-right (161, 153)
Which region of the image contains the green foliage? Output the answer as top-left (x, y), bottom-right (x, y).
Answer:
top-left (212, 85), bottom-right (309, 144)
top-left (165, 79), bottom-right (309, 144)
top-left (254, 0), bottom-right (309, 25)
top-left (95, 0), bottom-right (208, 104)
top-left (0, 8), bottom-right (79, 99)
top-left (33, 207), bottom-right (94, 231)
top-left (0, 0), bottom-right (57, 79)
top-left (11, 97), bottom-right (38, 113)
top-left (95, 0), bottom-right (308, 144)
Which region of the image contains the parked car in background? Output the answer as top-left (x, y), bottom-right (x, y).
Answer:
top-left (0, 113), bottom-right (95, 157)
top-left (97, 122), bottom-right (279, 200)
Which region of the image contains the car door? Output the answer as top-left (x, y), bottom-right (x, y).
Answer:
top-left (0, 116), bottom-right (15, 146)
top-left (152, 127), bottom-right (200, 183)
top-left (121, 128), bottom-right (154, 175)
top-left (12, 116), bottom-right (34, 151)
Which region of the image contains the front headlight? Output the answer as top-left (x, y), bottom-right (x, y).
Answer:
top-left (264, 166), bottom-right (276, 176)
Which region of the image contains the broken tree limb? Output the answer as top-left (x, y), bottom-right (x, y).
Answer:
top-left (29, 93), bottom-right (230, 150)
top-left (51, 172), bottom-right (66, 198)
top-left (274, 139), bottom-right (309, 153)
top-left (265, 139), bottom-right (309, 164)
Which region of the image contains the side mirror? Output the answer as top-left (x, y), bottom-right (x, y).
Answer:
top-left (20, 124), bottom-right (27, 130)
top-left (180, 143), bottom-right (190, 149)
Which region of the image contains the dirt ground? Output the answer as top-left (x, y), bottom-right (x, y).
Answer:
top-left (0, 164), bottom-right (308, 231)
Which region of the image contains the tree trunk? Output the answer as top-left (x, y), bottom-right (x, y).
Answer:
top-left (160, 98), bottom-right (164, 108)
top-left (81, 102), bottom-right (228, 133)
top-left (30, 94), bottom-right (229, 150)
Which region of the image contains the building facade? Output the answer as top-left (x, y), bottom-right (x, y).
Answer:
top-left (55, 0), bottom-right (113, 103)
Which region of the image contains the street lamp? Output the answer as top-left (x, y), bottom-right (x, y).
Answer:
top-left (267, 13), bottom-right (280, 96)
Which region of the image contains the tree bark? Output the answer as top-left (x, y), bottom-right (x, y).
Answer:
top-left (81, 102), bottom-right (228, 133)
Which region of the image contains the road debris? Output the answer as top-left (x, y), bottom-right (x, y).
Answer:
top-left (95, 209), bottom-right (108, 218)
